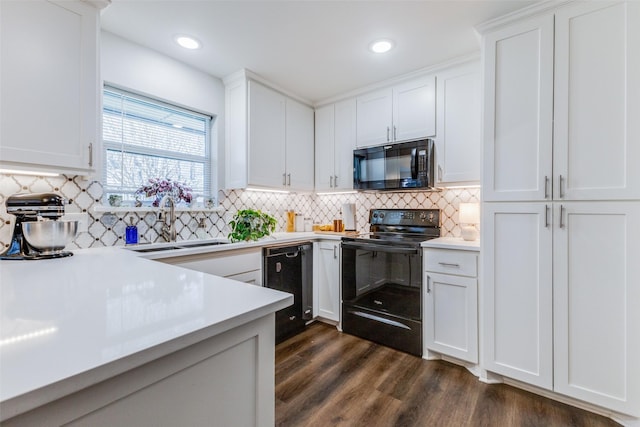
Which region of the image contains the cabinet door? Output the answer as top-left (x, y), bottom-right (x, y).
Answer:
top-left (333, 98), bottom-right (356, 191)
top-left (435, 63), bottom-right (481, 185)
top-left (553, 202), bottom-right (640, 416)
top-left (314, 104), bottom-right (336, 191)
top-left (315, 241), bottom-right (340, 322)
top-left (356, 89), bottom-right (392, 147)
top-left (285, 98), bottom-right (314, 191)
top-left (482, 202), bottom-right (553, 389)
top-left (482, 15), bottom-right (554, 202)
top-left (0, 0), bottom-right (98, 173)
top-left (554, 2), bottom-right (640, 200)
top-left (248, 81), bottom-right (286, 188)
top-left (393, 76), bottom-right (436, 141)
top-left (424, 272), bottom-right (478, 363)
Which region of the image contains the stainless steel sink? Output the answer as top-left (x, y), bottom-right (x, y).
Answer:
top-left (131, 246), bottom-right (182, 253)
top-left (177, 241), bottom-right (229, 248)
top-left (128, 240), bottom-right (230, 253)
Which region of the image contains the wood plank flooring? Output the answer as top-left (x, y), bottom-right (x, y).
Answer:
top-left (275, 322), bottom-right (620, 427)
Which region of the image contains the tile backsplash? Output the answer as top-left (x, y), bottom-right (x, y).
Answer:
top-left (0, 173), bottom-right (480, 250)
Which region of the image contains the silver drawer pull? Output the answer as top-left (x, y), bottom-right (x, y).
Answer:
top-left (438, 262), bottom-right (460, 268)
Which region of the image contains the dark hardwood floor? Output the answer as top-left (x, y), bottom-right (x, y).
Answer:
top-left (275, 322), bottom-right (620, 427)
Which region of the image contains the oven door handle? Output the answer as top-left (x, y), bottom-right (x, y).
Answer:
top-left (347, 310), bottom-right (412, 330)
top-left (341, 241), bottom-right (420, 255)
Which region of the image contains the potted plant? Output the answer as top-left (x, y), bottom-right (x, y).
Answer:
top-left (135, 178), bottom-right (193, 207)
top-left (228, 209), bottom-right (277, 242)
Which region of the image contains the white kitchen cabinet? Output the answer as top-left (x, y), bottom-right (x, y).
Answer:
top-left (483, 2), bottom-right (640, 202)
top-left (553, 202), bottom-right (640, 417)
top-left (313, 240), bottom-right (340, 322)
top-left (553, 2), bottom-right (640, 201)
top-left (315, 99), bottom-right (356, 191)
top-left (481, 203), bottom-right (554, 390)
top-left (0, 0), bottom-right (102, 174)
top-left (482, 200), bottom-right (640, 416)
top-left (3, 315), bottom-right (277, 427)
top-left (356, 76), bottom-right (435, 148)
top-left (482, 14), bottom-right (554, 202)
top-left (424, 248), bottom-right (478, 363)
top-left (224, 73), bottom-right (315, 191)
top-left (248, 81), bottom-right (287, 189)
top-left (434, 61), bottom-right (481, 186)
top-left (284, 97), bottom-right (315, 190)
top-left (157, 247), bottom-right (263, 286)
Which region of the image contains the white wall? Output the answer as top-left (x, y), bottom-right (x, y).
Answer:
top-left (100, 31), bottom-right (226, 195)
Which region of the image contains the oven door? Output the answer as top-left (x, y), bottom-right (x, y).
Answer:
top-left (341, 240), bottom-right (422, 355)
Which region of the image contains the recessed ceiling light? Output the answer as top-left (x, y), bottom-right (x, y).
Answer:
top-left (175, 35), bottom-right (201, 50)
top-left (369, 39), bottom-right (394, 54)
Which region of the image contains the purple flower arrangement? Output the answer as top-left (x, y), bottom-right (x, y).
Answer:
top-left (136, 178), bottom-right (193, 207)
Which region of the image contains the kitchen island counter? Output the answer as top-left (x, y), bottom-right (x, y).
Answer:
top-left (0, 246), bottom-right (292, 424)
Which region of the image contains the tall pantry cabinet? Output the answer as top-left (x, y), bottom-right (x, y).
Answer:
top-left (481, 1), bottom-right (640, 418)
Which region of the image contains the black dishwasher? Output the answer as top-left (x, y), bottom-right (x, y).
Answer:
top-left (263, 242), bottom-right (313, 343)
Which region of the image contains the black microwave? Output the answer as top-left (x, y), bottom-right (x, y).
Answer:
top-left (353, 139), bottom-right (435, 190)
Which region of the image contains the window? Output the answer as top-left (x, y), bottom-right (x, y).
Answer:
top-left (102, 86), bottom-right (212, 203)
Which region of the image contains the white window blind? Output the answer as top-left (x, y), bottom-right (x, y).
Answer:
top-left (102, 86), bottom-right (211, 199)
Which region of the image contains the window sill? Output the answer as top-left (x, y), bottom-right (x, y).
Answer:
top-left (93, 205), bottom-right (225, 214)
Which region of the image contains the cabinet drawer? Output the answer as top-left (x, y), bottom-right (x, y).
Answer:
top-left (424, 249), bottom-right (477, 277)
top-left (159, 248), bottom-right (262, 278)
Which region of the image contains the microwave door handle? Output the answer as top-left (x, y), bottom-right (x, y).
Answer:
top-left (411, 148), bottom-right (418, 179)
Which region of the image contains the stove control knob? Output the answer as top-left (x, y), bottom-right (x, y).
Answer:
top-left (419, 212), bottom-right (427, 220)
top-left (379, 213), bottom-right (385, 219)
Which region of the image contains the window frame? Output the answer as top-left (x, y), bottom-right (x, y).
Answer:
top-left (102, 85), bottom-right (213, 202)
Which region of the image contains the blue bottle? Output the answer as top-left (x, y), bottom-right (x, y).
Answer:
top-left (125, 216), bottom-right (138, 245)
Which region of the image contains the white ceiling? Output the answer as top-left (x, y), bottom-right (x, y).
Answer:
top-left (101, 0), bottom-right (538, 104)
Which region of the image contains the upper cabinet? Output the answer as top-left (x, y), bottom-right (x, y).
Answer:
top-left (315, 99), bottom-right (356, 192)
top-left (356, 76), bottom-right (435, 148)
top-left (434, 61), bottom-right (481, 186)
top-left (0, 0), bottom-right (101, 175)
top-left (483, 1), bottom-right (640, 202)
top-left (224, 73), bottom-right (314, 191)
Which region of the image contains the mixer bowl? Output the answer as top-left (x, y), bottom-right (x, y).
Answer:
top-left (23, 220), bottom-right (78, 253)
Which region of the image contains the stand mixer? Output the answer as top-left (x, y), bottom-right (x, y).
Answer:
top-left (1, 193), bottom-right (76, 260)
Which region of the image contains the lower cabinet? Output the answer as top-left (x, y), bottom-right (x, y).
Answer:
top-left (313, 240), bottom-right (340, 322)
top-left (483, 201), bottom-right (640, 416)
top-left (2, 315), bottom-right (277, 427)
top-left (157, 247), bottom-right (262, 286)
top-left (423, 247), bottom-right (479, 363)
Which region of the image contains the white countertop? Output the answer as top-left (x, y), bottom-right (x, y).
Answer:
top-left (421, 236), bottom-right (480, 251)
top-left (0, 243), bottom-right (295, 419)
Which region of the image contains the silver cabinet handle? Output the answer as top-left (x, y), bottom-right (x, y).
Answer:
top-left (386, 126), bottom-right (390, 142)
top-left (544, 176), bottom-right (549, 199)
top-left (330, 176), bottom-right (334, 188)
top-left (393, 125), bottom-right (397, 141)
top-left (438, 165), bottom-right (443, 182)
top-left (282, 173), bottom-right (287, 186)
top-left (559, 204), bottom-right (565, 229)
top-left (88, 142), bottom-right (93, 167)
top-left (287, 173), bottom-right (291, 186)
top-left (559, 175), bottom-right (565, 198)
top-left (334, 175), bottom-right (338, 187)
top-left (438, 262), bottom-right (460, 268)
top-left (426, 275), bottom-right (431, 293)
top-left (333, 245), bottom-right (337, 259)
top-left (545, 204), bottom-right (550, 228)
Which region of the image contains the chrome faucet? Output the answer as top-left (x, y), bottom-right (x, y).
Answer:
top-left (158, 194), bottom-right (177, 242)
